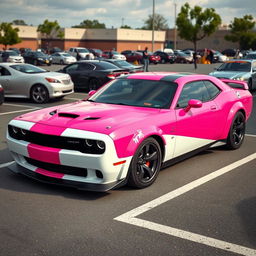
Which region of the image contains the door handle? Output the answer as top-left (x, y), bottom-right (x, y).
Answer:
top-left (210, 105), bottom-right (217, 110)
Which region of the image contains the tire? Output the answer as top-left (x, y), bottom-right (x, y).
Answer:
top-left (248, 78), bottom-right (253, 91)
top-left (161, 59), bottom-right (166, 64)
top-left (30, 84), bottom-right (49, 103)
top-left (33, 60), bottom-right (37, 66)
top-left (89, 78), bottom-right (100, 91)
top-left (226, 111), bottom-right (246, 150)
top-left (128, 137), bottom-right (162, 189)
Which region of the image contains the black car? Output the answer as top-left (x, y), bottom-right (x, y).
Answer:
top-left (58, 60), bottom-right (129, 91)
top-left (88, 48), bottom-right (103, 58)
top-left (0, 84), bottom-right (4, 105)
top-left (104, 59), bottom-right (143, 73)
top-left (154, 51), bottom-right (176, 64)
top-left (23, 51), bottom-right (52, 66)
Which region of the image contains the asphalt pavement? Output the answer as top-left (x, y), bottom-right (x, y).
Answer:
top-left (0, 63), bottom-right (255, 256)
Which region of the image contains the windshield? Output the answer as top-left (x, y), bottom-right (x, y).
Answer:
top-left (8, 51), bottom-right (19, 56)
top-left (35, 52), bottom-right (47, 57)
top-left (89, 78), bottom-right (178, 109)
top-left (77, 48), bottom-right (89, 53)
top-left (62, 53), bottom-right (72, 57)
top-left (115, 60), bottom-right (132, 67)
top-left (217, 61), bottom-right (251, 72)
top-left (10, 64), bottom-right (47, 73)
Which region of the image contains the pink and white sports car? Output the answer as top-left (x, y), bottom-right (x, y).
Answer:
top-left (7, 72), bottom-right (253, 191)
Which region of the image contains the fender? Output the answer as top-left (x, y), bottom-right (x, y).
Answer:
top-left (111, 125), bottom-right (167, 159)
top-left (221, 101), bottom-right (245, 139)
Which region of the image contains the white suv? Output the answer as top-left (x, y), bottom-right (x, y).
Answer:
top-left (68, 47), bottom-right (94, 60)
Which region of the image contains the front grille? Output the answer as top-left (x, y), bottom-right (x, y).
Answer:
top-left (62, 89), bottom-right (72, 93)
top-left (25, 157), bottom-right (87, 177)
top-left (8, 125), bottom-right (105, 154)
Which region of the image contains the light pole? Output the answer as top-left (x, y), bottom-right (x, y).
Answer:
top-left (152, 0), bottom-right (155, 52)
top-left (173, 1), bottom-right (177, 50)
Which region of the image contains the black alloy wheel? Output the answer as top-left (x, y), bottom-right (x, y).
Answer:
top-left (226, 111), bottom-right (246, 149)
top-left (128, 138), bottom-right (162, 188)
top-left (30, 84), bottom-right (49, 103)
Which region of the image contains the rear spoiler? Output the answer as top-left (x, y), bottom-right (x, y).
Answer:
top-left (220, 79), bottom-right (249, 90)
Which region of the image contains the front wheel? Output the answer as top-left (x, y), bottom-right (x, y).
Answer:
top-left (30, 84), bottom-right (49, 103)
top-left (226, 112), bottom-right (246, 150)
top-left (128, 138), bottom-right (162, 188)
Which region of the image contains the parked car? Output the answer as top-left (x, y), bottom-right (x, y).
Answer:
top-left (68, 47), bottom-right (94, 60)
top-left (58, 60), bottom-right (129, 91)
top-left (0, 63), bottom-right (74, 103)
top-left (174, 51), bottom-right (193, 63)
top-left (102, 50), bottom-right (126, 60)
top-left (88, 48), bottom-right (103, 58)
top-left (23, 51), bottom-right (52, 66)
top-left (136, 50), bottom-right (161, 64)
top-left (8, 48), bottom-right (20, 54)
top-left (0, 84), bottom-right (4, 105)
top-left (0, 50), bottom-right (24, 63)
top-left (122, 51), bottom-right (143, 63)
top-left (51, 52), bottom-right (77, 65)
top-left (214, 51), bottom-right (229, 62)
top-left (244, 51), bottom-right (256, 60)
top-left (209, 59), bottom-right (256, 91)
top-left (49, 47), bottom-right (62, 54)
top-left (104, 59), bottom-right (143, 73)
top-left (154, 51), bottom-right (176, 64)
top-left (221, 49), bottom-right (238, 57)
top-left (6, 72), bottom-right (252, 191)
top-left (19, 48), bottom-right (31, 56)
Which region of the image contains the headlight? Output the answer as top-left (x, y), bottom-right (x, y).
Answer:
top-left (38, 58), bottom-right (43, 61)
top-left (84, 139), bottom-right (105, 154)
top-left (234, 77), bottom-right (245, 81)
top-left (45, 77), bottom-right (61, 83)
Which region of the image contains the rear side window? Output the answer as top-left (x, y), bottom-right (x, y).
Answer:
top-left (203, 80), bottom-right (221, 99)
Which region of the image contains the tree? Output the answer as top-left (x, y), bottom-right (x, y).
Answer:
top-left (12, 20), bottom-right (27, 26)
top-left (72, 20), bottom-right (106, 29)
top-left (0, 22), bottom-right (22, 50)
top-left (120, 25), bottom-right (132, 29)
top-left (142, 13), bottom-right (168, 30)
top-left (176, 2), bottom-right (221, 52)
top-left (37, 20), bottom-right (64, 51)
top-left (225, 15), bottom-right (256, 50)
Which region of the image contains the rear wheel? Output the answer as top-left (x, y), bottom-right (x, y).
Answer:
top-left (30, 84), bottom-right (49, 103)
top-left (128, 138), bottom-right (162, 188)
top-left (226, 112), bottom-right (245, 150)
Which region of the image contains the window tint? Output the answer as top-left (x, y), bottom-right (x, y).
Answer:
top-left (0, 66), bottom-right (11, 76)
top-left (65, 63), bottom-right (78, 72)
top-left (177, 81), bottom-right (210, 108)
top-left (78, 63), bottom-right (95, 70)
top-left (203, 80), bottom-right (221, 99)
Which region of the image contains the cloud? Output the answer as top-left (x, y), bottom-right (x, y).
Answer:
top-left (0, 0), bottom-right (255, 28)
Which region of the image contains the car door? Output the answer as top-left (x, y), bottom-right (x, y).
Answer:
top-left (0, 66), bottom-right (12, 95)
top-left (173, 80), bottom-right (222, 158)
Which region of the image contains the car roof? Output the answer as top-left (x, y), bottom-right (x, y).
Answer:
top-left (124, 72), bottom-right (210, 81)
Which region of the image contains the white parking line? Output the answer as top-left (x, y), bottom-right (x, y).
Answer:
top-left (0, 108), bottom-right (40, 116)
top-left (3, 103), bottom-right (38, 108)
top-left (0, 161), bottom-right (14, 169)
top-left (115, 153), bottom-right (256, 256)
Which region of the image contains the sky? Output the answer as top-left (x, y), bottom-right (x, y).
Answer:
top-left (0, 0), bottom-right (255, 29)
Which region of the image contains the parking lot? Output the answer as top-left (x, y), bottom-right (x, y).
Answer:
top-left (0, 63), bottom-right (256, 256)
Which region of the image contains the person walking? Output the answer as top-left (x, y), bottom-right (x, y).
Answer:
top-left (142, 47), bottom-right (149, 72)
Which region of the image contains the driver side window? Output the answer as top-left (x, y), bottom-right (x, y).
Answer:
top-left (177, 81), bottom-right (210, 108)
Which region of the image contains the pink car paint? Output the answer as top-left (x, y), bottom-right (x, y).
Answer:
top-left (7, 72), bottom-right (253, 191)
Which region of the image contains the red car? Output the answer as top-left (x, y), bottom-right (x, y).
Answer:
top-left (123, 51), bottom-right (161, 64)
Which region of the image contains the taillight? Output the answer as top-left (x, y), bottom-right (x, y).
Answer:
top-left (107, 74), bottom-right (116, 79)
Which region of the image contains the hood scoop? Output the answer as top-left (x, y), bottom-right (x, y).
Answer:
top-left (84, 117), bottom-right (101, 120)
top-left (58, 113), bottom-right (80, 118)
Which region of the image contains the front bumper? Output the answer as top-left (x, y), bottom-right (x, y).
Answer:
top-left (7, 120), bottom-right (132, 191)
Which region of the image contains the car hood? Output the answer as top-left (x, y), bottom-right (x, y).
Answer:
top-left (31, 71), bottom-right (70, 79)
top-left (209, 71), bottom-right (249, 79)
top-left (16, 101), bottom-right (160, 135)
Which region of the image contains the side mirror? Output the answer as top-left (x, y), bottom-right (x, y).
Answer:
top-left (184, 99), bottom-right (202, 112)
top-left (252, 68), bottom-right (256, 73)
top-left (88, 90), bottom-right (96, 97)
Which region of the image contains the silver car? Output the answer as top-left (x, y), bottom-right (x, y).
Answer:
top-left (51, 52), bottom-right (77, 65)
top-left (0, 50), bottom-right (24, 63)
top-left (209, 59), bottom-right (256, 91)
top-left (0, 63), bottom-right (74, 103)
